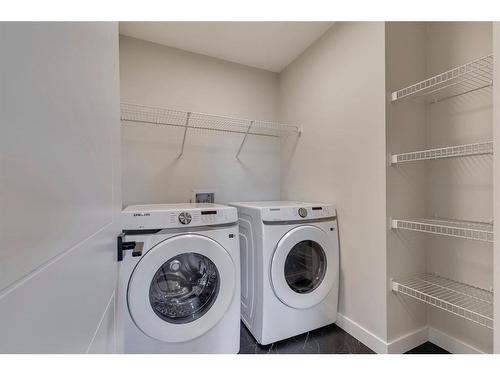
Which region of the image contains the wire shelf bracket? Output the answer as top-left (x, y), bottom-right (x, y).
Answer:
top-left (178, 112), bottom-right (191, 159)
top-left (391, 54), bottom-right (493, 104)
top-left (391, 218), bottom-right (493, 242)
top-left (120, 103), bottom-right (301, 158)
top-left (392, 274), bottom-right (493, 329)
top-left (391, 141), bottom-right (493, 164)
top-left (236, 120), bottom-right (254, 159)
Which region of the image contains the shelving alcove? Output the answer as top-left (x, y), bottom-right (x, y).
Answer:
top-left (389, 54), bottom-right (495, 331)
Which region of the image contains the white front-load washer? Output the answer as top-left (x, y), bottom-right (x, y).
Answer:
top-left (117, 203), bottom-right (240, 353)
top-left (230, 201), bottom-right (339, 345)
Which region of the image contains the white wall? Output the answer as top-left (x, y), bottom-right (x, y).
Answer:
top-left (119, 36), bottom-right (282, 206)
top-left (0, 22), bottom-right (121, 353)
top-left (279, 22), bottom-right (388, 347)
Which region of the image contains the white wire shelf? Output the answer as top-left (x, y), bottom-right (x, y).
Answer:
top-left (391, 54), bottom-right (493, 104)
top-left (391, 218), bottom-right (493, 242)
top-left (392, 274), bottom-right (493, 329)
top-left (120, 103), bottom-right (301, 158)
top-left (391, 141), bottom-right (493, 164)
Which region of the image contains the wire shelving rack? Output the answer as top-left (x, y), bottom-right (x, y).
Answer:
top-left (391, 218), bottom-right (493, 242)
top-left (389, 51), bottom-right (496, 336)
top-left (391, 141), bottom-right (493, 164)
top-left (391, 54), bottom-right (493, 104)
top-left (120, 103), bottom-right (301, 158)
top-left (392, 274), bottom-right (493, 329)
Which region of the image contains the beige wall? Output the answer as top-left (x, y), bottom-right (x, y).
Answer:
top-left (494, 22), bottom-right (500, 354)
top-left (279, 22), bottom-right (388, 345)
top-left (119, 36), bottom-right (282, 206)
top-left (385, 22), bottom-right (428, 345)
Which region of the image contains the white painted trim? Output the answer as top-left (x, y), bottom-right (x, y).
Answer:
top-left (86, 290), bottom-right (116, 354)
top-left (337, 314), bottom-right (487, 354)
top-left (0, 222), bottom-right (113, 299)
top-left (428, 327), bottom-right (486, 354)
top-left (386, 326), bottom-right (429, 354)
top-left (336, 313), bottom-right (388, 354)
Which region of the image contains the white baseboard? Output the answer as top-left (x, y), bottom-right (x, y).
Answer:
top-left (336, 313), bottom-right (427, 354)
top-left (386, 326), bottom-right (429, 354)
top-left (336, 314), bottom-right (488, 354)
top-left (336, 313), bottom-right (388, 354)
top-left (428, 327), bottom-right (486, 354)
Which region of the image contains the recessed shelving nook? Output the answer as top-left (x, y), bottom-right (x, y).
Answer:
top-left (389, 51), bottom-right (495, 335)
top-left (120, 102), bottom-right (301, 158)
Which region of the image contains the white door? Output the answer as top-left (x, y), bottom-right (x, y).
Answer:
top-left (128, 234), bottom-right (236, 343)
top-left (270, 225), bottom-right (337, 309)
top-left (0, 23), bottom-right (121, 353)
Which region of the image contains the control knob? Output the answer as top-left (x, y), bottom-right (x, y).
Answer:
top-left (298, 207), bottom-right (308, 218)
top-left (178, 212), bottom-right (192, 225)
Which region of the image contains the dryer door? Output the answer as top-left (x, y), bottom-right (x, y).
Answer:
top-left (127, 234), bottom-right (236, 343)
top-left (270, 225), bottom-right (337, 309)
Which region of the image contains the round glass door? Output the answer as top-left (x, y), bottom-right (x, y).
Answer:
top-left (127, 234), bottom-right (236, 343)
top-left (270, 225), bottom-right (338, 309)
top-left (284, 241), bottom-right (326, 294)
top-left (149, 253), bottom-right (220, 324)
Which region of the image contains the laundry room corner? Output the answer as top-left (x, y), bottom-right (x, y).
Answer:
top-left (278, 22), bottom-right (389, 351)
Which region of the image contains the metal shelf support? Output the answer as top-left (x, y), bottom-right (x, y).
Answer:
top-left (178, 112), bottom-right (191, 159)
top-left (236, 120), bottom-right (254, 159)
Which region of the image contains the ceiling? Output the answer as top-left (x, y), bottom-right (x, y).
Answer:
top-left (119, 22), bottom-right (333, 72)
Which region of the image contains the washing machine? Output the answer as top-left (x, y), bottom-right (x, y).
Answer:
top-left (230, 201), bottom-right (339, 345)
top-left (117, 203), bottom-right (240, 353)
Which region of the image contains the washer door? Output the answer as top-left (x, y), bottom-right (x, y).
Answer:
top-left (270, 225), bottom-right (336, 309)
top-left (128, 234), bottom-right (236, 343)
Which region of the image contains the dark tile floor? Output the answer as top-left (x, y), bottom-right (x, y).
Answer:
top-left (239, 322), bottom-right (374, 354)
top-left (405, 341), bottom-right (449, 354)
top-left (239, 322), bottom-right (449, 354)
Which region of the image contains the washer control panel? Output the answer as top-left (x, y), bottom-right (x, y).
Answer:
top-left (122, 204), bottom-right (238, 230)
top-left (261, 203), bottom-right (336, 223)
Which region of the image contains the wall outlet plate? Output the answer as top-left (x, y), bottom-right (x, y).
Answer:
top-left (192, 189), bottom-right (216, 204)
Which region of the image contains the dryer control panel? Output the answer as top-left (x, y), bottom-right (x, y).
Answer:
top-left (261, 204), bottom-right (337, 223)
top-left (121, 203), bottom-right (238, 230)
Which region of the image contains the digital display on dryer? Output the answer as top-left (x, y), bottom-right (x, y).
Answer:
top-left (201, 210), bottom-right (217, 215)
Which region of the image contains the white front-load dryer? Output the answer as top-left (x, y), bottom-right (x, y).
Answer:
top-left (117, 203), bottom-right (240, 353)
top-left (230, 201), bottom-right (339, 345)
